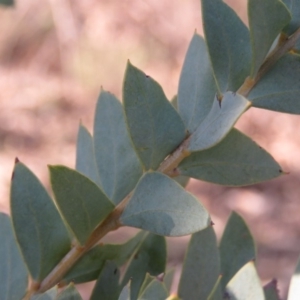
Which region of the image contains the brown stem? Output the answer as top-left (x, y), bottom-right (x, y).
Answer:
top-left (36, 192), bottom-right (133, 294)
top-left (34, 137), bottom-right (192, 294)
top-left (238, 27), bottom-right (300, 97)
top-left (38, 245), bottom-right (84, 293)
top-left (158, 136), bottom-right (191, 175)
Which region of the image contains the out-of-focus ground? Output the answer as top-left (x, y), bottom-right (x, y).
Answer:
top-left (0, 0), bottom-right (300, 299)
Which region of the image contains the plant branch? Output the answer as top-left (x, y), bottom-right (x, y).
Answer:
top-left (238, 27), bottom-right (300, 97)
top-left (32, 24), bottom-right (300, 298)
top-left (34, 136), bottom-right (192, 295)
top-left (158, 136), bottom-right (191, 175)
top-left (36, 191), bottom-right (133, 294)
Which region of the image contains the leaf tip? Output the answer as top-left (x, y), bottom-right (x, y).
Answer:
top-left (265, 278), bottom-right (278, 289)
top-left (47, 165), bottom-right (57, 174)
top-left (125, 59), bottom-right (135, 76)
top-left (12, 158), bottom-right (21, 180)
top-left (279, 169), bottom-right (289, 175)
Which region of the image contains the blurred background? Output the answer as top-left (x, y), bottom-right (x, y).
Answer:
top-left (0, 0), bottom-right (300, 299)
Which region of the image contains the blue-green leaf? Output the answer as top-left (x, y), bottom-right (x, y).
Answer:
top-left (90, 261), bottom-right (120, 300)
top-left (178, 33), bottom-right (216, 133)
top-left (282, 0), bottom-right (300, 35)
top-left (0, 0), bottom-right (14, 6)
top-left (121, 233), bottom-right (166, 300)
top-left (94, 90), bottom-right (143, 204)
top-left (201, 0), bottom-right (251, 93)
top-left (30, 287), bottom-right (57, 300)
top-left (76, 124), bottom-right (101, 187)
top-left (171, 95), bottom-right (178, 110)
top-left (288, 255), bottom-right (300, 300)
top-left (249, 53), bottom-right (300, 114)
top-left (226, 262), bottom-right (264, 300)
top-left (207, 276), bottom-right (222, 300)
top-left (63, 231), bottom-right (146, 284)
top-left (248, 0), bottom-right (291, 77)
top-left (139, 279), bottom-right (168, 300)
top-left (179, 129), bottom-right (282, 186)
top-left (178, 226), bottom-right (220, 300)
top-left (11, 162), bottom-right (71, 280)
top-left (123, 62), bottom-right (186, 170)
top-left (120, 172), bottom-right (210, 236)
top-left (296, 38), bottom-right (300, 52)
top-left (138, 274), bottom-right (155, 297)
top-left (174, 175), bottom-right (190, 188)
top-left (119, 285), bottom-right (130, 300)
top-left (0, 213), bottom-right (28, 300)
top-left (57, 284), bottom-right (82, 300)
top-left (50, 166), bottom-right (115, 245)
top-left (189, 92), bottom-right (250, 152)
top-left (220, 212), bottom-right (255, 290)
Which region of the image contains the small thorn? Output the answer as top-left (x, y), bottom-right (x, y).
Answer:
top-left (15, 157), bottom-right (20, 164)
top-left (157, 273), bottom-right (164, 282)
top-left (270, 279), bottom-right (278, 287)
top-left (57, 280), bottom-right (68, 288)
top-left (216, 94), bottom-right (223, 108)
top-left (264, 279), bottom-right (278, 291)
top-left (211, 221), bottom-right (215, 226)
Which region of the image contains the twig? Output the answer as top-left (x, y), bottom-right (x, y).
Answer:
top-left (35, 136), bottom-right (192, 294)
top-left (238, 27), bottom-right (300, 97)
top-left (36, 191), bottom-right (133, 293)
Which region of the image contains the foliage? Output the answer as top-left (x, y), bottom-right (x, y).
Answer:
top-left (1, 0), bottom-right (300, 299)
top-left (0, 0), bottom-right (14, 6)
